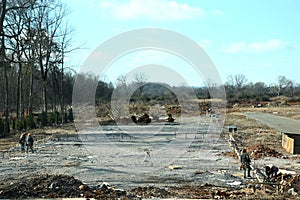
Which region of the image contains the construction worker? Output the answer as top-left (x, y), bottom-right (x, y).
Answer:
top-left (265, 165), bottom-right (279, 179)
top-left (240, 148), bottom-right (251, 178)
top-left (19, 132), bottom-right (27, 153)
top-left (26, 133), bottom-right (34, 153)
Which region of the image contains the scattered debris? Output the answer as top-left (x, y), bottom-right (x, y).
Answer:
top-left (287, 188), bottom-right (297, 196)
top-left (222, 150), bottom-right (238, 159)
top-left (247, 144), bottom-right (283, 159)
top-left (166, 113), bottom-right (175, 122)
top-left (194, 170), bottom-right (204, 175)
top-left (1, 107), bottom-right (300, 199)
top-left (226, 181), bottom-right (242, 186)
top-left (168, 165), bottom-right (182, 170)
top-left (130, 186), bottom-right (170, 199)
top-left (131, 113), bottom-right (151, 124)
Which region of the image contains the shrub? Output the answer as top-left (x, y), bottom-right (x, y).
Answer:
top-left (16, 119), bottom-right (24, 131)
top-left (55, 111), bottom-right (62, 124)
top-left (38, 112), bottom-right (48, 127)
top-left (64, 112), bottom-right (68, 123)
top-left (12, 118), bottom-right (16, 130)
top-left (26, 114), bottom-right (36, 129)
top-left (48, 112), bottom-right (55, 125)
top-left (48, 111), bottom-right (62, 125)
top-left (68, 108), bottom-right (74, 122)
top-left (0, 118), bottom-right (4, 135)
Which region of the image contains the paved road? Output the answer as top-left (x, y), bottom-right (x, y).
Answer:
top-left (244, 112), bottom-right (300, 133)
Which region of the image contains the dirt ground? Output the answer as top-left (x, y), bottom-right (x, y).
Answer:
top-left (223, 106), bottom-right (300, 156)
top-left (0, 123), bottom-right (77, 151)
top-left (1, 105), bottom-right (300, 199)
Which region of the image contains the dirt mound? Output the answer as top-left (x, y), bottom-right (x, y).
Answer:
top-left (0, 174), bottom-right (82, 199)
top-left (222, 144), bottom-right (283, 160)
top-left (248, 144), bottom-right (283, 159)
top-left (0, 174), bottom-right (134, 199)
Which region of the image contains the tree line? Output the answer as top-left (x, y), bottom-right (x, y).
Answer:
top-left (108, 73), bottom-right (300, 108)
top-left (0, 0), bottom-right (75, 136)
top-left (195, 74), bottom-right (300, 106)
top-left (94, 73), bottom-right (300, 119)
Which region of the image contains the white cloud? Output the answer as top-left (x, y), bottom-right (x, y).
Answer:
top-left (224, 39), bottom-right (292, 53)
top-left (99, 0), bottom-right (204, 21)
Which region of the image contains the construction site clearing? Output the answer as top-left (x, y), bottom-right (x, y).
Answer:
top-left (1, 106), bottom-right (300, 199)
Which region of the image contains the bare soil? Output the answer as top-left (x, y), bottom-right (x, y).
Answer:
top-left (1, 106), bottom-right (300, 199)
top-left (224, 107), bottom-right (288, 156)
top-left (0, 123), bottom-right (76, 151)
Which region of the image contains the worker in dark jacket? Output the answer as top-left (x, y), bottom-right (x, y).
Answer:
top-left (265, 165), bottom-right (279, 179)
top-left (26, 133), bottom-right (34, 153)
top-left (240, 148), bottom-right (251, 178)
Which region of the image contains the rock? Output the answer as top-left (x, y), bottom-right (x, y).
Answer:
top-left (98, 182), bottom-right (110, 189)
top-left (112, 188), bottom-right (126, 196)
top-left (288, 188), bottom-right (298, 196)
top-left (48, 183), bottom-right (54, 190)
top-left (226, 181), bottom-right (242, 186)
top-left (79, 184), bottom-right (88, 191)
top-left (84, 190), bottom-right (94, 198)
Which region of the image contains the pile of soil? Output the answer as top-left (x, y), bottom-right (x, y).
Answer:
top-left (247, 144), bottom-right (283, 159)
top-left (0, 174), bottom-right (219, 199)
top-left (0, 173), bottom-right (295, 199)
top-left (222, 144), bottom-right (282, 160)
top-left (0, 174), bottom-right (135, 199)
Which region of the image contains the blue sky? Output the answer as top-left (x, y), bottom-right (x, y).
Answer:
top-left (63, 0), bottom-right (300, 86)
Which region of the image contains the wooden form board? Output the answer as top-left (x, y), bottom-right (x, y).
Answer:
top-left (282, 132), bottom-right (300, 154)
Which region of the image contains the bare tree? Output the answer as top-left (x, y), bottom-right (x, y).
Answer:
top-left (133, 72), bottom-right (147, 84)
top-left (227, 74), bottom-right (248, 90)
top-left (276, 76), bottom-right (287, 96)
top-left (253, 82), bottom-right (266, 96)
top-left (58, 25), bottom-right (77, 123)
top-left (0, 0), bottom-right (33, 135)
top-left (115, 74), bottom-right (128, 96)
top-left (28, 0), bottom-right (68, 122)
top-left (5, 0), bottom-right (32, 121)
top-left (286, 80), bottom-right (295, 98)
top-left (133, 72), bottom-right (148, 101)
top-left (0, 0), bottom-right (9, 135)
